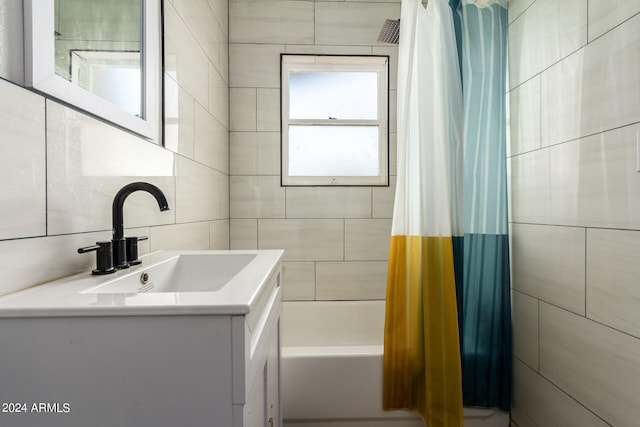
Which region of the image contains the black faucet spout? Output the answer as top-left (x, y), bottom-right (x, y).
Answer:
top-left (112, 182), bottom-right (170, 268)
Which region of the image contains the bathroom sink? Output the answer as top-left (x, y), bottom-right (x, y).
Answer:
top-left (81, 253), bottom-right (257, 294)
top-left (0, 249), bottom-right (283, 317)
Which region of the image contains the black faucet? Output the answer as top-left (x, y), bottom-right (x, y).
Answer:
top-left (112, 182), bottom-right (170, 269)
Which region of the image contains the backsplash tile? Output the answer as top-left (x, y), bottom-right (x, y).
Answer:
top-left (230, 219), bottom-right (258, 250)
top-left (175, 155), bottom-right (228, 223)
top-left (46, 101), bottom-right (176, 235)
top-left (150, 221), bottom-right (212, 251)
top-left (0, 232), bottom-right (110, 297)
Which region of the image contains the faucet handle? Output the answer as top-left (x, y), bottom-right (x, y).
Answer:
top-left (125, 236), bottom-right (148, 266)
top-left (78, 241), bottom-right (116, 275)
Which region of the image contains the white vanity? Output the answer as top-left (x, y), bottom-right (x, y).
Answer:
top-left (0, 250), bottom-right (283, 427)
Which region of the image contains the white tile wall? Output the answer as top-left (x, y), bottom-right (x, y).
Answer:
top-left (0, 79), bottom-right (46, 240)
top-left (315, 2), bottom-right (400, 46)
top-left (230, 88), bottom-right (257, 132)
top-left (229, 44), bottom-right (284, 88)
top-left (510, 2), bottom-right (640, 425)
top-left (285, 187), bottom-right (372, 218)
top-left (209, 64), bottom-right (230, 128)
top-left (345, 219), bottom-right (391, 261)
top-left (0, 231), bottom-right (110, 297)
top-left (150, 221), bottom-right (212, 251)
top-left (230, 132), bottom-right (280, 176)
top-left (508, 75), bottom-right (540, 156)
top-left (230, 219), bottom-right (258, 250)
top-left (164, 75), bottom-right (196, 158)
top-left (256, 89), bottom-right (281, 132)
top-left (173, 0), bottom-right (222, 72)
top-left (587, 228), bottom-right (640, 338)
top-left (0, 0), bottom-right (229, 295)
top-left (209, 219), bottom-right (230, 250)
top-left (512, 291), bottom-right (538, 370)
top-left (541, 13), bottom-right (640, 147)
top-left (46, 101), bottom-right (176, 235)
top-left (230, 0), bottom-right (314, 45)
top-left (175, 155), bottom-right (229, 223)
top-left (512, 358), bottom-right (609, 427)
top-left (540, 302), bottom-right (640, 426)
top-left (0, 0), bottom-right (230, 294)
top-left (230, 176), bottom-right (285, 218)
top-left (164, 4), bottom-right (210, 107)
top-left (588, 0), bottom-right (640, 41)
top-left (230, 1), bottom-right (398, 302)
top-left (508, 0), bottom-right (587, 88)
top-left (281, 262), bottom-right (315, 301)
top-left (316, 261), bottom-right (387, 300)
top-left (194, 103), bottom-right (228, 173)
top-left (511, 223), bottom-right (585, 315)
top-left (258, 219), bottom-right (344, 262)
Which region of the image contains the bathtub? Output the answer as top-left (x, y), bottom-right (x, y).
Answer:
top-left (281, 300), bottom-right (510, 427)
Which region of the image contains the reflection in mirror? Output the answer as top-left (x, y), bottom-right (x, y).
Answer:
top-left (24, 0), bottom-right (161, 143)
top-left (54, 0), bottom-right (141, 116)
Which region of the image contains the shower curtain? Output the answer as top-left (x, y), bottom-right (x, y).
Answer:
top-left (383, 0), bottom-right (510, 424)
top-left (383, 0), bottom-right (464, 425)
top-left (452, 0), bottom-right (511, 411)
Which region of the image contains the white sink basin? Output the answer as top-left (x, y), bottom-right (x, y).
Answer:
top-left (0, 250), bottom-right (283, 317)
top-left (82, 253), bottom-right (257, 294)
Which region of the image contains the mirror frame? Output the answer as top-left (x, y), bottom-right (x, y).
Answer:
top-left (23, 0), bottom-right (162, 143)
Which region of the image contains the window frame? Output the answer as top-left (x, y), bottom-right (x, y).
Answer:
top-left (280, 54), bottom-right (389, 187)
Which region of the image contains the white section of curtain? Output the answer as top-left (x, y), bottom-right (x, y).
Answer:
top-left (391, 0), bottom-right (463, 238)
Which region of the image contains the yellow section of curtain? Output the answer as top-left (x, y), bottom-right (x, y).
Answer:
top-left (383, 235), bottom-right (463, 427)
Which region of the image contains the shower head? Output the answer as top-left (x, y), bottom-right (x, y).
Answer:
top-left (377, 19), bottom-right (400, 44)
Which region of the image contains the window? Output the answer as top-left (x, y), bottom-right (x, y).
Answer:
top-left (281, 55), bottom-right (389, 186)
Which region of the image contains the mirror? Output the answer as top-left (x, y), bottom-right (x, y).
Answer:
top-left (24, 0), bottom-right (162, 143)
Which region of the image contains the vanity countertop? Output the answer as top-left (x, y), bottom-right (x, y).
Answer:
top-left (0, 250), bottom-right (283, 318)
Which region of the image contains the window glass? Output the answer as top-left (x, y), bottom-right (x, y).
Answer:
top-left (288, 125), bottom-right (379, 176)
top-left (289, 72), bottom-right (378, 120)
top-left (281, 55), bottom-right (389, 186)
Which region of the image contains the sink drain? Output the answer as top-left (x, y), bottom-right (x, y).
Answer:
top-left (140, 272), bottom-right (150, 285)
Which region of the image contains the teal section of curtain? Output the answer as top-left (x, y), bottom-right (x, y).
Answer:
top-left (461, 234), bottom-right (511, 410)
top-left (450, 0), bottom-right (512, 411)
